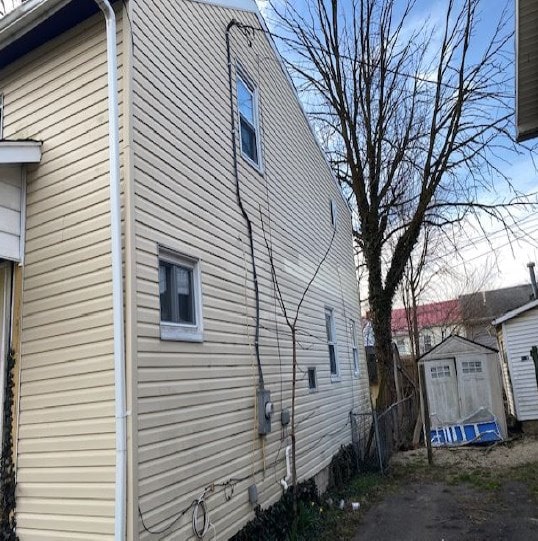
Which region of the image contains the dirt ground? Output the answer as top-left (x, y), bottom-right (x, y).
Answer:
top-left (353, 437), bottom-right (538, 541)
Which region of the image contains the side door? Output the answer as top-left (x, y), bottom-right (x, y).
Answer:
top-left (425, 358), bottom-right (460, 425)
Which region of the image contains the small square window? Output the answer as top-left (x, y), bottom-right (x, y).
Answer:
top-left (462, 360), bottom-right (482, 374)
top-left (431, 365), bottom-right (451, 379)
top-left (158, 248), bottom-right (203, 342)
top-left (308, 367), bottom-right (317, 391)
top-left (237, 73), bottom-right (261, 168)
top-left (325, 307), bottom-right (339, 380)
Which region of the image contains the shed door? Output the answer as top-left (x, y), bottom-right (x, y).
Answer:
top-left (425, 359), bottom-right (460, 425)
top-left (0, 167), bottom-right (23, 262)
top-left (457, 358), bottom-right (491, 418)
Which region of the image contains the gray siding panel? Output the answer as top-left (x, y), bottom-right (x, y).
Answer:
top-left (504, 307), bottom-right (538, 420)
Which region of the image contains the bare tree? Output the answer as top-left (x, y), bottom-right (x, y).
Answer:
top-left (269, 0), bottom-right (529, 408)
top-left (261, 211), bottom-right (335, 524)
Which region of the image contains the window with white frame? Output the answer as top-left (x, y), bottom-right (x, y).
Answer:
top-left (422, 334), bottom-right (433, 352)
top-left (325, 308), bottom-right (339, 379)
top-left (430, 365), bottom-right (451, 379)
top-left (158, 248), bottom-right (203, 342)
top-left (350, 319), bottom-right (360, 377)
top-left (237, 73), bottom-right (261, 168)
top-left (462, 360), bottom-right (482, 374)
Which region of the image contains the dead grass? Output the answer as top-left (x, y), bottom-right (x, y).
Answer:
top-left (313, 436), bottom-right (538, 540)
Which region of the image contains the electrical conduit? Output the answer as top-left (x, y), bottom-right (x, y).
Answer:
top-left (93, 1), bottom-right (127, 539)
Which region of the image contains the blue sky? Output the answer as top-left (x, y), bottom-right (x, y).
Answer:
top-left (258, 0), bottom-right (538, 297)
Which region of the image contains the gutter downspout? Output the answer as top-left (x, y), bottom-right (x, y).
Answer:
top-left (94, 1), bottom-right (127, 539)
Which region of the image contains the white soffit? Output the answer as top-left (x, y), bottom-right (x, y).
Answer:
top-left (190, 0), bottom-right (259, 13)
top-left (0, 141), bottom-right (42, 164)
top-left (0, 0), bottom-right (69, 50)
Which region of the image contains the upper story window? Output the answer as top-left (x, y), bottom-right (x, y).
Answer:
top-left (159, 248), bottom-right (203, 342)
top-left (350, 319), bottom-right (360, 377)
top-left (325, 307), bottom-right (339, 380)
top-left (237, 73), bottom-right (261, 168)
top-left (422, 334), bottom-right (433, 352)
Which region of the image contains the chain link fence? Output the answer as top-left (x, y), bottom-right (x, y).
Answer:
top-left (351, 391), bottom-right (420, 473)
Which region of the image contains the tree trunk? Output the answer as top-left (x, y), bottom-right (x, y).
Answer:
top-left (370, 299), bottom-right (397, 410)
top-left (411, 285), bottom-right (421, 361)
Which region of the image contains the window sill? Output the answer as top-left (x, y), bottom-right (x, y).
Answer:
top-left (330, 374), bottom-right (341, 383)
top-left (160, 323), bottom-right (203, 343)
top-left (241, 151), bottom-right (264, 174)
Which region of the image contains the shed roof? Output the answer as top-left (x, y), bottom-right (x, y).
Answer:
top-left (418, 334), bottom-right (498, 363)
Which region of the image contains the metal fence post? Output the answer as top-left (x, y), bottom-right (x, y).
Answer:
top-left (372, 409), bottom-right (384, 474)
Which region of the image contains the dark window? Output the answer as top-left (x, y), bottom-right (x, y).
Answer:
top-left (325, 308), bottom-right (338, 377)
top-left (308, 367), bottom-right (317, 390)
top-left (159, 261), bottom-right (195, 325)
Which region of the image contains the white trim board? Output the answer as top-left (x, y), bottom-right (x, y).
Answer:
top-left (0, 141), bottom-right (42, 164)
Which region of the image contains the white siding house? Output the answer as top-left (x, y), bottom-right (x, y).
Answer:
top-left (493, 301), bottom-right (538, 424)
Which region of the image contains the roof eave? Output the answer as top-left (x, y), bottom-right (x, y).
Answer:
top-left (492, 298), bottom-right (538, 326)
top-left (0, 0), bottom-right (69, 51)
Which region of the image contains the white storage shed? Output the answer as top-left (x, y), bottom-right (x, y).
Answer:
top-left (419, 335), bottom-right (507, 444)
top-left (493, 300), bottom-right (538, 424)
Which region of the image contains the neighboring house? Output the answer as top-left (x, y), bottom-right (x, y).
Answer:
top-left (391, 300), bottom-right (462, 357)
top-left (493, 301), bottom-right (538, 430)
top-left (459, 284), bottom-right (534, 349)
top-left (0, 1), bottom-right (370, 540)
top-left (419, 335), bottom-right (507, 446)
top-left (390, 285), bottom-right (534, 357)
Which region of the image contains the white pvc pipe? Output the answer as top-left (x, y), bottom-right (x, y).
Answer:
top-left (280, 445), bottom-right (292, 490)
top-left (93, 1), bottom-right (127, 539)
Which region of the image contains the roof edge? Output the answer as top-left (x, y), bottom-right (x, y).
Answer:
top-left (190, 0), bottom-right (259, 12)
top-left (492, 298), bottom-right (538, 326)
top-left (0, 0), bottom-right (70, 50)
top-left (418, 334), bottom-right (498, 362)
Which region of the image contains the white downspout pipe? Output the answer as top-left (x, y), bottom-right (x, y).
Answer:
top-left (280, 445), bottom-right (292, 491)
top-left (94, 1), bottom-right (127, 539)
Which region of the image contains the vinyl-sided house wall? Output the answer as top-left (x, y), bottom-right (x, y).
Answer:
top-left (131, 1), bottom-right (370, 539)
top-left (496, 305), bottom-right (538, 422)
top-left (0, 10), bottom-right (126, 540)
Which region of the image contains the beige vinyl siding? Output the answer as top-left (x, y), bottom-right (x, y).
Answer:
top-left (0, 11), bottom-right (124, 541)
top-left (517, 0), bottom-right (538, 141)
top-left (132, 1), bottom-right (370, 539)
top-left (503, 309), bottom-right (538, 421)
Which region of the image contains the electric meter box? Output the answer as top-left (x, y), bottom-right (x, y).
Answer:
top-left (257, 388), bottom-right (273, 435)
